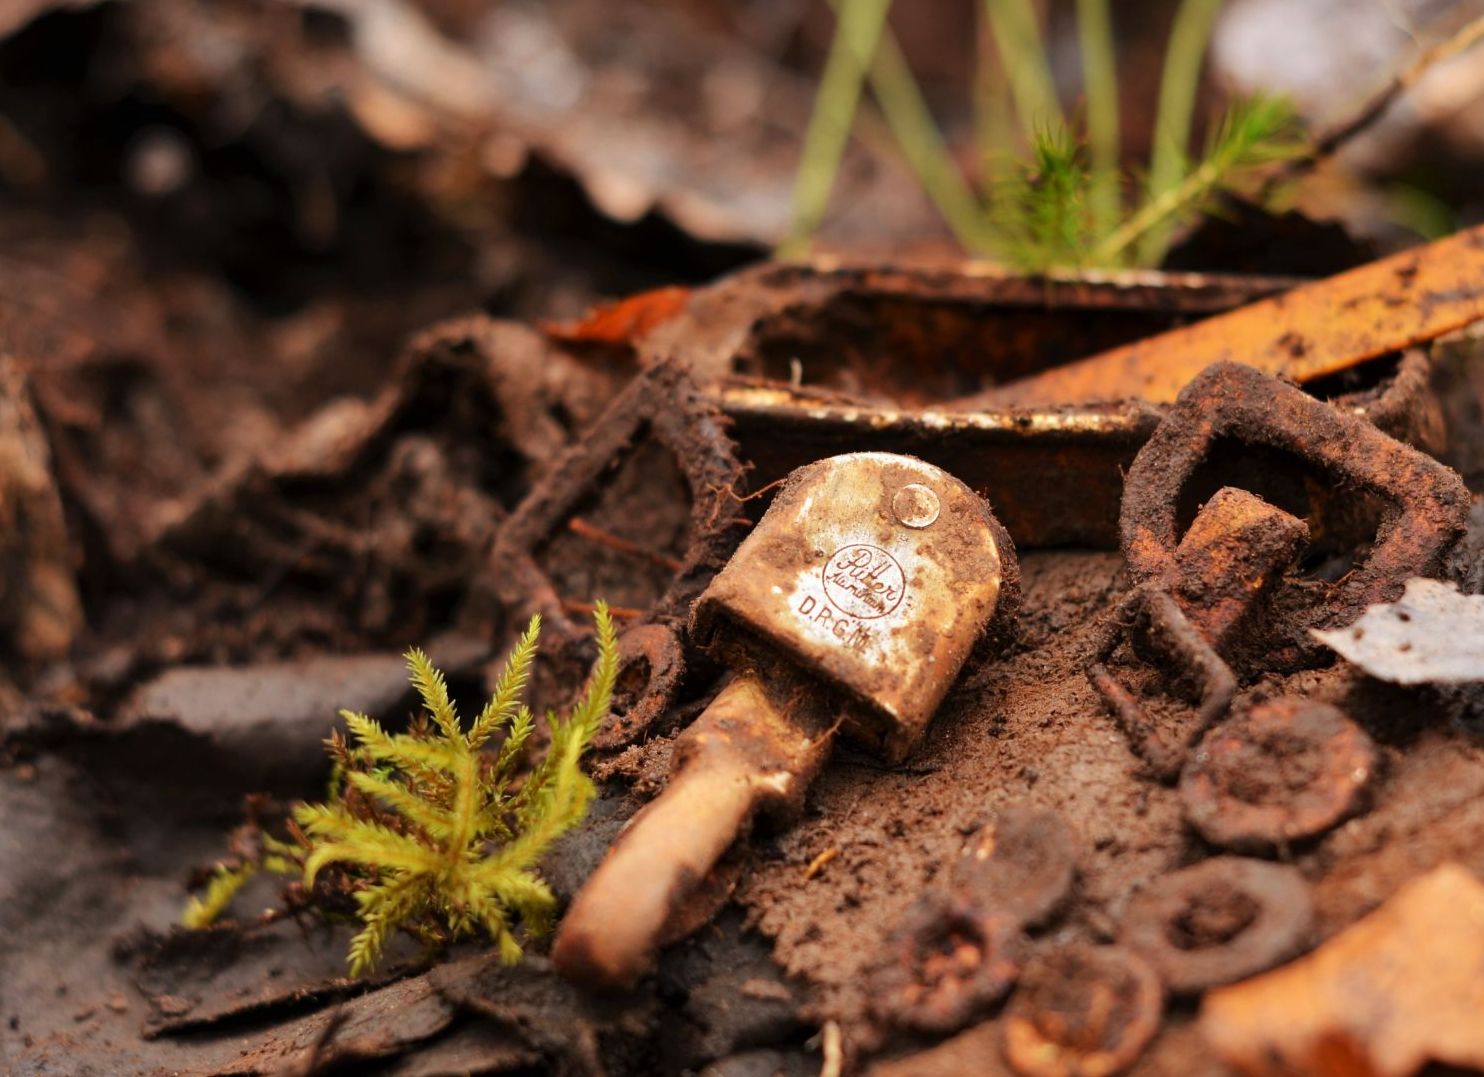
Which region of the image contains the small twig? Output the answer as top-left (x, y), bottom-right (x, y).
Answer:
top-left (819, 1020), bottom-right (845, 1077)
top-left (567, 517), bottom-right (683, 573)
top-left (559, 600), bottom-right (645, 620)
top-left (803, 847), bottom-right (841, 880)
top-left (1261, 11), bottom-right (1484, 196)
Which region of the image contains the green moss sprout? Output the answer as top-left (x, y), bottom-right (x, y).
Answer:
top-left (182, 604), bottom-right (618, 976)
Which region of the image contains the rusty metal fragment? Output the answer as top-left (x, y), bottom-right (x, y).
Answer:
top-left (692, 453), bottom-right (1018, 762)
top-left (977, 223), bottom-right (1484, 406)
top-left (1180, 697), bottom-right (1378, 853)
top-left (1120, 857), bottom-right (1313, 994)
top-left (1165, 488), bottom-right (1311, 655)
top-left (717, 386), bottom-right (1159, 550)
top-left (629, 262), bottom-right (1300, 549)
top-left (714, 347), bottom-right (1443, 551)
top-left (571, 260), bottom-right (1453, 550)
top-left (661, 264), bottom-right (1288, 548)
top-left (1001, 944), bottom-right (1164, 1077)
top-left (1313, 577), bottom-right (1484, 684)
top-left (635, 262), bottom-right (1298, 392)
top-left (1121, 361), bottom-right (1469, 661)
top-left (868, 897), bottom-right (1023, 1035)
top-left (1201, 863), bottom-right (1484, 1076)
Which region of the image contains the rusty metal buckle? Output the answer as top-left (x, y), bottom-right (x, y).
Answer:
top-left (476, 360), bottom-right (748, 749)
top-left (1092, 361), bottom-right (1469, 778)
top-left (1121, 361), bottom-right (1469, 637)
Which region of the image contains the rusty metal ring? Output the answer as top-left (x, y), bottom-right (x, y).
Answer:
top-left (592, 622), bottom-right (688, 750)
top-left (485, 359), bottom-right (748, 642)
top-left (1120, 857), bottom-right (1313, 994)
top-left (1180, 697), bottom-right (1378, 852)
top-left (1120, 361), bottom-right (1469, 634)
top-left (868, 895), bottom-right (1024, 1035)
top-left (1000, 943), bottom-right (1164, 1077)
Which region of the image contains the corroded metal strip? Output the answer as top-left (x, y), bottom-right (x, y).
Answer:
top-left (975, 224), bottom-right (1484, 406)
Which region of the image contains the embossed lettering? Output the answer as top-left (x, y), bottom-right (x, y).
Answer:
top-left (794, 591), bottom-right (875, 654)
top-left (821, 544), bottom-right (907, 620)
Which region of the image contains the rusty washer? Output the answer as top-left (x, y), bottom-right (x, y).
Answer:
top-left (1001, 944), bottom-right (1164, 1077)
top-left (868, 896), bottom-right (1023, 1035)
top-left (1180, 696), bottom-right (1378, 853)
top-left (1120, 857), bottom-right (1314, 994)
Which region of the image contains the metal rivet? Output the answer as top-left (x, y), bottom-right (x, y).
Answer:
top-left (893, 483), bottom-right (940, 528)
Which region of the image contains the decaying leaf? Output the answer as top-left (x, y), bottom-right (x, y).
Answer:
top-left (0, 357), bottom-right (82, 661)
top-left (1201, 863), bottom-right (1484, 1076)
top-left (1312, 578), bottom-right (1484, 684)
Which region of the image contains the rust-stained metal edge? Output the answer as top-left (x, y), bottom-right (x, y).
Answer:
top-left (764, 258), bottom-right (1307, 305)
top-left (637, 261), bottom-right (1300, 385)
top-left (712, 385), bottom-right (1157, 549)
top-left (712, 383), bottom-right (1150, 437)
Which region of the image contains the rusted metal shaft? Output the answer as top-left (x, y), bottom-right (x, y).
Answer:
top-left (552, 674), bottom-right (833, 988)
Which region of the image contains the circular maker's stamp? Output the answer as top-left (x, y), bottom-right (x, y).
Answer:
top-left (822, 544), bottom-right (907, 619)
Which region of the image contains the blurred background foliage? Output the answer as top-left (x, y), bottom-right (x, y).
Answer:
top-left (0, 0), bottom-right (1480, 343)
top-left (783, 0), bottom-right (1484, 267)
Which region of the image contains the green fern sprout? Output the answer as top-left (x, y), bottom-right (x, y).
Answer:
top-left (181, 605), bottom-right (618, 976)
top-left (983, 94), bottom-right (1303, 271)
top-left (987, 125), bottom-right (1097, 271)
top-left (1090, 93), bottom-right (1304, 266)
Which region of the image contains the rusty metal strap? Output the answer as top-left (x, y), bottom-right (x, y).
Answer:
top-left (974, 224), bottom-right (1484, 406)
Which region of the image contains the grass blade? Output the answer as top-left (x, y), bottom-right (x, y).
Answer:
top-left (781, 0), bottom-right (895, 257)
top-left (1075, 0), bottom-right (1120, 237)
top-left (981, 0), bottom-right (1064, 133)
top-left (824, 0), bottom-right (996, 253)
top-left (1139, 0), bottom-right (1223, 264)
